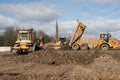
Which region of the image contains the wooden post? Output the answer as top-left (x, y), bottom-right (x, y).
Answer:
top-left (56, 21), bottom-right (59, 42)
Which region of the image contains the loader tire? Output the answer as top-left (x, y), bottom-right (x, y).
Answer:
top-left (72, 43), bottom-right (80, 50)
top-left (80, 43), bottom-right (89, 50)
top-left (100, 43), bottom-right (109, 50)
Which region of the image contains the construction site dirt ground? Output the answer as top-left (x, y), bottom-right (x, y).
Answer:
top-left (0, 49), bottom-right (119, 80)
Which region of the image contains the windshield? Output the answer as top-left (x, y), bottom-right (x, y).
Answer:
top-left (19, 33), bottom-right (28, 40)
top-left (59, 38), bottom-right (66, 43)
top-left (100, 34), bottom-right (110, 42)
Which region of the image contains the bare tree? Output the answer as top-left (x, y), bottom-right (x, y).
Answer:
top-left (1, 27), bottom-right (17, 46)
top-left (36, 30), bottom-right (54, 43)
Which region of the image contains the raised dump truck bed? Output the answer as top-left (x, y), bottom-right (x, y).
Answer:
top-left (69, 21), bottom-right (87, 50)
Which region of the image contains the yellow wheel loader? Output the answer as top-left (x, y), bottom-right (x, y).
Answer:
top-left (11, 29), bottom-right (42, 54)
top-left (97, 33), bottom-right (119, 50)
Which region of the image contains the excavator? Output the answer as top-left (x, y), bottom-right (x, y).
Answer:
top-left (11, 29), bottom-right (43, 54)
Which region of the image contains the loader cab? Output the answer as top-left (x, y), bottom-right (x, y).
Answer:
top-left (100, 33), bottom-right (111, 42)
top-left (59, 37), bottom-right (66, 44)
top-left (19, 33), bottom-right (29, 40)
top-left (99, 33), bottom-right (119, 50)
top-left (11, 29), bottom-right (36, 54)
top-left (17, 29), bottom-right (33, 41)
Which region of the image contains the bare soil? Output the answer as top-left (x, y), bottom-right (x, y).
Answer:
top-left (0, 49), bottom-right (119, 80)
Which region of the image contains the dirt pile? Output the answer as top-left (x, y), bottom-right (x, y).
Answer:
top-left (80, 37), bottom-right (99, 48)
top-left (80, 36), bottom-right (120, 48)
top-left (2, 50), bottom-right (104, 65)
top-left (0, 50), bottom-right (119, 80)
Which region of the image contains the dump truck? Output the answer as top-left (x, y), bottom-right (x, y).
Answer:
top-left (69, 20), bottom-right (88, 50)
top-left (68, 20), bottom-right (119, 50)
top-left (11, 29), bottom-right (42, 53)
top-left (96, 32), bottom-right (119, 50)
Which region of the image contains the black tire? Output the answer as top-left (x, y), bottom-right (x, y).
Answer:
top-left (100, 43), bottom-right (109, 50)
top-left (72, 43), bottom-right (80, 50)
top-left (80, 43), bottom-right (89, 50)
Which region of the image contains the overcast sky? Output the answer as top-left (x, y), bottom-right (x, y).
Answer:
top-left (0, 0), bottom-right (120, 39)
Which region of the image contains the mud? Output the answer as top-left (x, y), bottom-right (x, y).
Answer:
top-left (0, 49), bottom-right (119, 80)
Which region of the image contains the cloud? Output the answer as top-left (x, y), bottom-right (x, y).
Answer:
top-left (84, 18), bottom-right (120, 38)
top-left (71, 0), bottom-right (120, 5)
top-left (0, 14), bottom-right (19, 28)
top-left (92, 0), bottom-right (112, 3)
top-left (0, 2), bottom-right (61, 35)
top-left (55, 18), bottom-right (120, 39)
top-left (58, 21), bottom-right (76, 36)
top-left (0, 2), bottom-right (120, 39)
top-left (15, 18), bottom-right (120, 39)
top-left (0, 13), bottom-right (120, 39)
top-left (0, 3), bottom-right (60, 23)
top-left (70, 0), bottom-right (84, 2)
top-left (92, 0), bottom-right (120, 5)
top-left (85, 18), bottom-right (120, 32)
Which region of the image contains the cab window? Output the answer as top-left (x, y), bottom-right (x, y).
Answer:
top-left (19, 33), bottom-right (28, 40)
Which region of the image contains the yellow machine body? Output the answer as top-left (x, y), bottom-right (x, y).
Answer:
top-left (96, 33), bottom-right (119, 50)
top-left (11, 29), bottom-right (37, 53)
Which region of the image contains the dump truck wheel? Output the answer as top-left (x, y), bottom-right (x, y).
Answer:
top-left (72, 43), bottom-right (80, 50)
top-left (80, 43), bottom-right (89, 50)
top-left (100, 43), bottom-right (109, 50)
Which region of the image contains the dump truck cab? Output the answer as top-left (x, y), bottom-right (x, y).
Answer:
top-left (11, 29), bottom-right (37, 53)
top-left (98, 33), bottom-right (119, 50)
top-left (69, 20), bottom-right (88, 50)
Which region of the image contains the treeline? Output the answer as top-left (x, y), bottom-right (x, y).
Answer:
top-left (0, 27), bottom-right (54, 46)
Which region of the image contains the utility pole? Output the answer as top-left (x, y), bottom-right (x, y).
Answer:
top-left (56, 21), bottom-right (59, 42)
